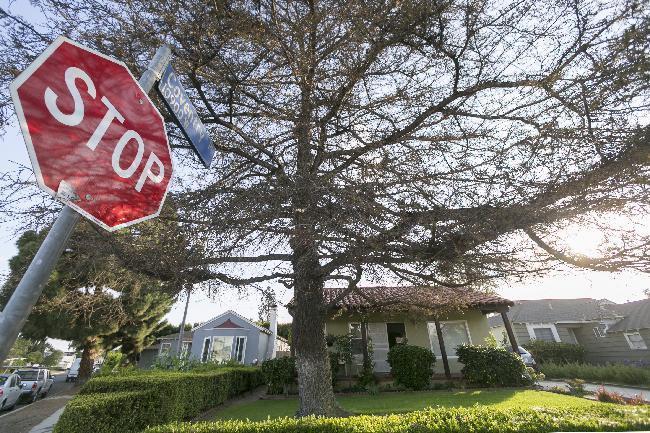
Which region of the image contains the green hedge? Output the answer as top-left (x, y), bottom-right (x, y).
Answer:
top-left (523, 340), bottom-right (585, 364)
top-left (54, 367), bottom-right (264, 433)
top-left (456, 345), bottom-right (532, 387)
top-left (144, 406), bottom-right (650, 433)
top-left (261, 357), bottom-right (296, 395)
top-left (387, 344), bottom-right (436, 390)
top-left (541, 362), bottom-right (650, 387)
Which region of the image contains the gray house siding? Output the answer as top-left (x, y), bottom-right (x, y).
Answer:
top-left (190, 311), bottom-right (271, 365)
top-left (495, 323), bottom-right (577, 345)
top-left (513, 323), bottom-right (529, 344)
top-left (138, 348), bottom-right (158, 368)
top-left (573, 326), bottom-right (650, 364)
top-left (556, 326), bottom-right (577, 344)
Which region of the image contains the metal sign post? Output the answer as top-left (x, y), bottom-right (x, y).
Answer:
top-left (0, 44), bottom-right (172, 366)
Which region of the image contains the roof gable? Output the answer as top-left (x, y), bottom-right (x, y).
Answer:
top-left (214, 319), bottom-right (243, 329)
top-left (194, 310), bottom-right (271, 334)
top-left (607, 298), bottom-right (650, 332)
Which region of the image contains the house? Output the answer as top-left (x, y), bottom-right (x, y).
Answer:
top-left (138, 308), bottom-right (291, 368)
top-left (323, 286), bottom-right (515, 378)
top-left (489, 298), bottom-right (650, 364)
top-left (189, 308), bottom-right (285, 365)
top-left (57, 351), bottom-right (77, 370)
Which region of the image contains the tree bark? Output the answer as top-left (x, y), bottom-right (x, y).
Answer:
top-left (291, 239), bottom-right (345, 417)
top-left (77, 338), bottom-right (96, 382)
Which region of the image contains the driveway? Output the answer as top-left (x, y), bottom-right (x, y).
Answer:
top-left (538, 380), bottom-right (650, 402)
top-left (0, 372), bottom-right (78, 433)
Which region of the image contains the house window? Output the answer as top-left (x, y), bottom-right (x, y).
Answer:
top-left (234, 337), bottom-right (247, 363)
top-left (427, 321), bottom-right (472, 357)
top-left (348, 322), bottom-right (367, 365)
top-left (159, 342), bottom-right (172, 356)
top-left (210, 336), bottom-right (234, 362)
top-left (181, 342), bottom-right (192, 357)
top-left (533, 327), bottom-right (556, 342)
top-left (624, 332), bottom-right (648, 350)
top-left (201, 338), bottom-right (211, 362)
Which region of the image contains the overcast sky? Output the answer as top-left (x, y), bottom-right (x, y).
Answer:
top-left (1, 0), bottom-right (648, 353)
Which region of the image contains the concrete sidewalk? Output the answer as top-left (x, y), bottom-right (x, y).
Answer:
top-left (538, 380), bottom-right (649, 401)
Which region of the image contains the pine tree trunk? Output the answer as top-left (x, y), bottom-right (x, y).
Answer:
top-left (292, 271), bottom-right (345, 417)
top-left (78, 339), bottom-right (96, 382)
top-left (291, 229), bottom-right (345, 417)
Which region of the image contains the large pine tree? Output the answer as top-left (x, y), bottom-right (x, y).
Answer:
top-left (0, 0), bottom-right (648, 415)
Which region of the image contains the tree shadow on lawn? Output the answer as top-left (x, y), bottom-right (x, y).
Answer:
top-left (213, 389), bottom-right (600, 421)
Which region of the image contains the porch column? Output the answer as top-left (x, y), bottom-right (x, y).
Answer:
top-left (360, 319), bottom-right (370, 372)
top-left (434, 319), bottom-right (451, 379)
top-left (501, 310), bottom-right (519, 353)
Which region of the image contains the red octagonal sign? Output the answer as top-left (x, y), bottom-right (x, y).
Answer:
top-left (10, 37), bottom-right (173, 231)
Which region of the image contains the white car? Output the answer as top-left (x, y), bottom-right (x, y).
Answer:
top-left (16, 368), bottom-right (54, 403)
top-left (507, 346), bottom-right (537, 369)
top-left (0, 373), bottom-right (22, 410)
top-left (66, 358), bottom-right (81, 382)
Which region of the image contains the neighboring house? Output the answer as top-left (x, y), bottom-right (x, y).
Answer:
top-left (489, 298), bottom-right (650, 364)
top-left (138, 308), bottom-right (290, 369)
top-left (323, 286), bottom-right (514, 377)
top-left (57, 351), bottom-right (77, 370)
top-left (138, 331), bottom-right (194, 368)
top-left (190, 309), bottom-right (282, 365)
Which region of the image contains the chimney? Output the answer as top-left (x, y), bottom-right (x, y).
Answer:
top-left (266, 304), bottom-right (278, 359)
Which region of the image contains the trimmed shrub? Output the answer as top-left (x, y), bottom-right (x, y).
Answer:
top-left (456, 345), bottom-right (532, 387)
top-left (387, 344), bottom-right (436, 390)
top-left (261, 356), bottom-right (296, 395)
top-left (541, 361), bottom-right (650, 386)
top-left (144, 406), bottom-right (650, 433)
top-left (53, 367), bottom-right (263, 433)
top-left (524, 340), bottom-right (585, 364)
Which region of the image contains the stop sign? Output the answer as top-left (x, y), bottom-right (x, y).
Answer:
top-left (10, 36), bottom-right (173, 231)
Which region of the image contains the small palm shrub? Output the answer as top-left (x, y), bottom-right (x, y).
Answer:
top-left (595, 385), bottom-right (627, 405)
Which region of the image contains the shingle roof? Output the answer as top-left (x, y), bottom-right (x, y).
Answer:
top-left (323, 286), bottom-right (512, 313)
top-left (487, 298), bottom-right (650, 333)
top-left (488, 298), bottom-right (619, 326)
top-left (607, 299), bottom-right (650, 332)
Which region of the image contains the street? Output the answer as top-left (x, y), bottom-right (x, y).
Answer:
top-left (0, 372), bottom-right (78, 433)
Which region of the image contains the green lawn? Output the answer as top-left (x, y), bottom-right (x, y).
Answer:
top-left (214, 389), bottom-right (603, 421)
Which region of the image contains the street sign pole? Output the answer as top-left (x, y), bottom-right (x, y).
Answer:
top-left (0, 44), bottom-right (172, 366)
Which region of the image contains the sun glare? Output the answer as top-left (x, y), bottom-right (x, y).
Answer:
top-left (562, 226), bottom-right (605, 257)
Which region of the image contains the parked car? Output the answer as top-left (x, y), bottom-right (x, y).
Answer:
top-left (66, 358), bottom-right (81, 382)
top-left (0, 373), bottom-right (22, 410)
top-left (15, 368), bottom-right (54, 403)
top-left (507, 346), bottom-right (537, 369)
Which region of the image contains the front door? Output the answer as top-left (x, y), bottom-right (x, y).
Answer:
top-left (367, 323), bottom-right (390, 372)
top-left (387, 323), bottom-right (406, 348)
